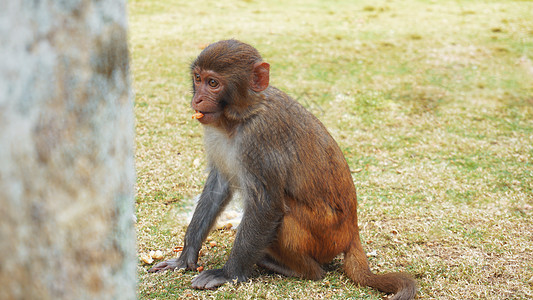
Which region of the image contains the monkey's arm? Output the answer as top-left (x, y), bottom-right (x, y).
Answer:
top-left (191, 179), bottom-right (282, 289)
top-left (148, 169), bottom-right (232, 273)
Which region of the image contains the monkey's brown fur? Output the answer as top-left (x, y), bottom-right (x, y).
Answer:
top-left (150, 40), bottom-right (417, 300)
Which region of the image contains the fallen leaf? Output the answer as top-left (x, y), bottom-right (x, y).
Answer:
top-left (140, 253), bottom-right (154, 264)
top-left (152, 250), bottom-right (164, 260)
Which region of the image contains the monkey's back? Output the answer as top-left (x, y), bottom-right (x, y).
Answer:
top-left (241, 86), bottom-right (359, 259)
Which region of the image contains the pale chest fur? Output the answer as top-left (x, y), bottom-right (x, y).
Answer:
top-left (203, 126), bottom-right (241, 185)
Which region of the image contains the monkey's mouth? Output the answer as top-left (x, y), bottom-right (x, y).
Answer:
top-left (192, 110), bottom-right (220, 124)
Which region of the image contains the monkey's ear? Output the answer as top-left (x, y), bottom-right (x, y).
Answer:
top-left (251, 62), bottom-right (270, 92)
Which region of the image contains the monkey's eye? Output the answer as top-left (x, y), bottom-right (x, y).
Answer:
top-left (208, 79), bottom-right (219, 88)
top-left (194, 74), bottom-right (201, 82)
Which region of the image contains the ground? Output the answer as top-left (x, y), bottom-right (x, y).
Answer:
top-left (130, 0), bottom-right (533, 298)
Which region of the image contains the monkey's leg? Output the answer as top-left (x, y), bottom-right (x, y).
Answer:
top-left (191, 183), bottom-right (283, 289)
top-left (261, 214), bottom-right (325, 280)
top-left (257, 254), bottom-right (298, 277)
top-left (149, 169), bottom-right (232, 273)
top-left (264, 241), bottom-right (325, 280)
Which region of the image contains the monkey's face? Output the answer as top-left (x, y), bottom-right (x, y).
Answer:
top-left (191, 67), bottom-right (225, 125)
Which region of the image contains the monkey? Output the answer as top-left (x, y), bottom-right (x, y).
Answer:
top-left (149, 39), bottom-right (417, 300)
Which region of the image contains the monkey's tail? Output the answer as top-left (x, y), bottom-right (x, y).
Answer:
top-left (343, 240), bottom-right (417, 300)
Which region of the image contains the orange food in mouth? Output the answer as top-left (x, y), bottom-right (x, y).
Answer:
top-left (192, 111), bottom-right (204, 119)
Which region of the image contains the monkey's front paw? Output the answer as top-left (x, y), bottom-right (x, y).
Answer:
top-left (191, 269), bottom-right (243, 290)
top-left (148, 258), bottom-right (197, 273)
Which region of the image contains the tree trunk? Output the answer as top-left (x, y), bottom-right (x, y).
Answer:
top-left (0, 1), bottom-right (136, 299)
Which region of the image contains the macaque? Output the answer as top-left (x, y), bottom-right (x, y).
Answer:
top-left (149, 39), bottom-right (416, 300)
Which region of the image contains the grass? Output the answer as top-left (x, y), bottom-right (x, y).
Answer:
top-left (129, 0), bottom-right (533, 298)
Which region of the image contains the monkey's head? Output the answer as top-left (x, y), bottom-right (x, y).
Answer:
top-left (190, 40), bottom-right (270, 125)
